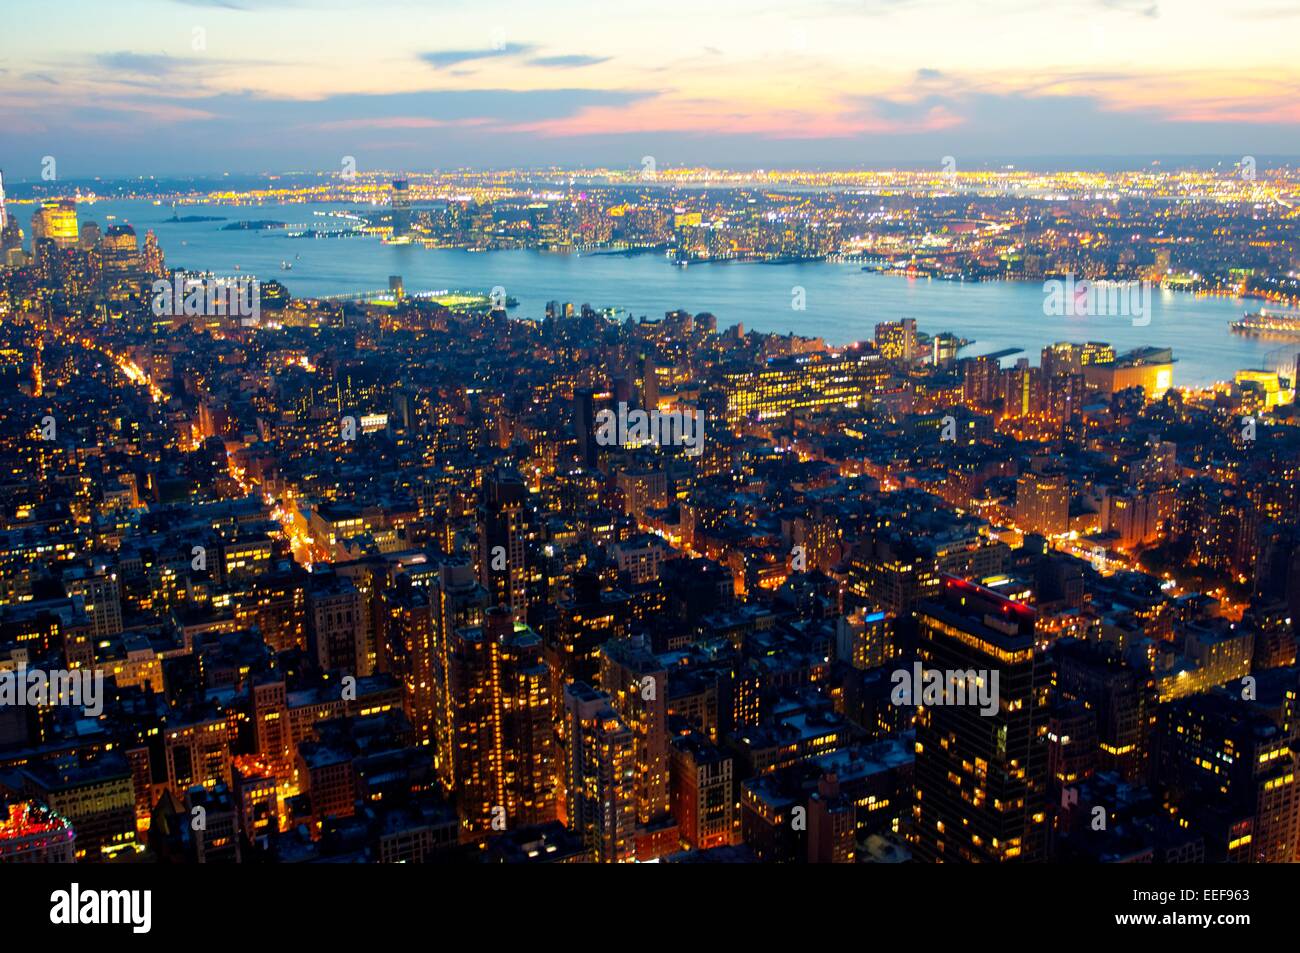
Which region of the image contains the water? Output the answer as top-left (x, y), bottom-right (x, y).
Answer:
top-left (28, 198), bottom-right (1295, 386)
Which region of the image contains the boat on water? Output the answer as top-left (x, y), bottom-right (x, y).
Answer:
top-left (1230, 309), bottom-right (1300, 340)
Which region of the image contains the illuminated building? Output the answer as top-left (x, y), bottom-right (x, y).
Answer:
top-left (721, 350), bottom-right (886, 428)
top-left (563, 682), bottom-right (636, 862)
top-left (0, 801), bottom-right (75, 863)
top-left (307, 574), bottom-right (371, 675)
top-left (448, 607), bottom-right (558, 836)
top-left (1083, 347), bottom-right (1174, 398)
top-left (31, 199), bottom-right (79, 249)
top-left (836, 609), bottom-right (895, 670)
top-left (383, 585), bottom-right (437, 747)
top-left (477, 469), bottom-right (528, 614)
top-left (431, 559), bottom-right (488, 791)
top-left (1053, 639), bottom-right (1152, 782)
top-left (913, 577), bottom-right (1050, 862)
top-left (1162, 694), bottom-right (1299, 863)
top-left (961, 355), bottom-right (1000, 407)
top-left (599, 636), bottom-right (671, 832)
top-left (574, 387), bottom-right (616, 468)
top-left (669, 730), bottom-right (735, 850)
top-left (62, 569), bottom-right (122, 638)
top-left (1016, 469), bottom-right (1069, 537)
top-left (20, 755), bottom-right (136, 860)
top-left (391, 178), bottom-right (412, 239)
top-left (164, 716), bottom-right (233, 797)
top-left (251, 677), bottom-right (293, 779)
top-left (874, 318), bottom-right (916, 362)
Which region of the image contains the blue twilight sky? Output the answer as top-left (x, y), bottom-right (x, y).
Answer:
top-left (0, 0), bottom-right (1298, 177)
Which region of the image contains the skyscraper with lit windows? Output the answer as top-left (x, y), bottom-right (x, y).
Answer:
top-left (913, 577), bottom-right (1051, 862)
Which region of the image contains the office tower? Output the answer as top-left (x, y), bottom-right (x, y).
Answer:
top-left (563, 682), bottom-right (637, 862)
top-left (1016, 469), bottom-right (1069, 537)
top-left (1162, 694), bottom-right (1300, 862)
top-left (307, 574), bottom-right (371, 675)
top-left (391, 178), bottom-right (412, 238)
top-left (574, 387), bottom-right (615, 468)
top-left (477, 469), bottom-right (528, 613)
top-left (31, 199), bottom-right (78, 248)
top-left (447, 607), bottom-right (558, 836)
top-left (0, 170), bottom-right (6, 233)
top-left (913, 577), bottom-right (1051, 862)
top-left (599, 635), bottom-right (670, 828)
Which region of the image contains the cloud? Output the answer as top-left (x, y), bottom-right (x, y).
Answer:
top-left (96, 52), bottom-right (185, 75)
top-left (419, 44), bottom-right (538, 69)
top-left (527, 54), bottom-right (611, 69)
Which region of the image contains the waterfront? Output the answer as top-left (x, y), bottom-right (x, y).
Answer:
top-left (29, 198), bottom-right (1296, 387)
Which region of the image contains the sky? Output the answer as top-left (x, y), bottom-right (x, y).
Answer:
top-left (0, 0), bottom-right (1298, 178)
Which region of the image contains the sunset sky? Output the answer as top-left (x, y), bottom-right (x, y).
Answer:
top-left (1, 0), bottom-right (1298, 177)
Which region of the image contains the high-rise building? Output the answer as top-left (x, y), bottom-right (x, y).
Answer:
top-left (563, 682), bottom-right (636, 862)
top-left (447, 607), bottom-right (558, 836)
top-left (432, 558), bottom-right (489, 791)
top-left (913, 577), bottom-right (1051, 862)
top-left (1016, 469), bottom-right (1069, 537)
top-left (1162, 694), bottom-right (1300, 863)
top-left (669, 730), bottom-right (735, 850)
top-left (307, 574), bottom-right (371, 675)
top-left (599, 636), bottom-right (670, 828)
top-left (31, 199), bottom-right (78, 249)
top-left (574, 387), bottom-right (615, 468)
top-left (383, 584), bottom-right (437, 748)
top-left (875, 318), bottom-right (916, 362)
top-left (477, 469), bottom-right (528, 613)
top-left (391, 178), bottom-right (412, 238)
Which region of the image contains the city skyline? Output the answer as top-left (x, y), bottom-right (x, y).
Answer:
top-left (0, 0), bottom-right (1296, 909)
top-left (2, 0), bottom-right (1300, 176)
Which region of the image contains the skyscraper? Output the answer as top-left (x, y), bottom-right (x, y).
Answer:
top-left (432, 558), bottom-right (488, 790)
top-left (31, 199), bottom-right (78, 249)
top-left (599, 636), bottom-right (671, 830)
top-left (477, 469), bottom-right (528, 614)
top-left (447, 606), bottom-right (558, 836)
top-left (563, 682), bottom-right (636, 862)
top-left (391, 178), bottom-right (412, 239)
top-left (913, 576), bottom-right (1051, 862)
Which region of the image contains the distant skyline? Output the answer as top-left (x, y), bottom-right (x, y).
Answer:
top-left (2, 0), bottom-right (1299, 177)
